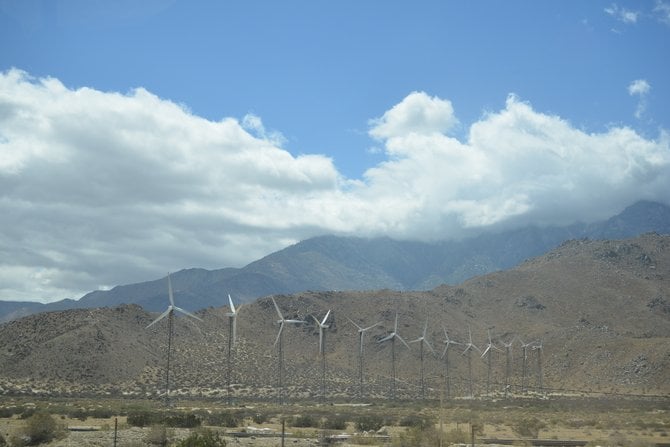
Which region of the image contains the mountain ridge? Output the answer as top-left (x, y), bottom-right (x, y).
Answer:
top-left (1, 200), bottom-right (669, 322)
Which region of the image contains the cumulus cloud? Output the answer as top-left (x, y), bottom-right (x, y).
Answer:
top-left (1, 70), bottom-right (669, 302)
top-left (604, 3), bottom-right (640, 24)
top-left (628, 79), bottom-right (651, 119)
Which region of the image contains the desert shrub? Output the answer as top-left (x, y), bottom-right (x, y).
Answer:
top-left (399, 415), bottom-right (433, 429)
top-left (68, 408), bottom-right (88, 421)
top-left (252, 412), bottom-right (268, 424)
top-left (176, 428), bottom-right (227, 447)
top-left (90, 407), bottom-right (114, 419)
top-left (206, 411), bottom-right (240, 428)
top-left (512, 417), bottom-right (546, 439)
top-left (0, 407), bottom-right (17, 418)
top-left (292, 414), bottom-right (319, 428)
top-left (355, 414), bottom-right (386, 432)
top-left (165, 412), bottom-right (201, 428)
top-left (0, 433), bottom-right (5, 447)
top-left (19, 412), bottom-right (64, 445)
top-left (322, 415), bottom-right (347, 430)
top-left (19, 408), bottom-right (35, 419)
top-left (127, 410), bottom-right (158, 427)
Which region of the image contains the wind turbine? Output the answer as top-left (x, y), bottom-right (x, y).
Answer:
top-left (502, 336), bottom-right (515, 398)
top-left (378, 312), bottom-right (410, 400)
top-left (312, 310), bottom-right (331, 401)
top-left (532, 340), bottom-right (544, 393)
top-left (272, 297), bottom-right (304, 405)
top-left (461, 325), bottom-right (481, 398)
top-left (225, 293), bottom-right (240, 405)
top-left (409, 319), bottom-right (436, 400)
top-left (146, 273), bottom-right (203, 406)
top-left (480, 329), bottom-right (502, 396)
top-left (347, 317), bottom-right (381, 398)
top-left (519, 338), bottom-right (534, 393)
top-left (441, 327), bottom-right (462, 399)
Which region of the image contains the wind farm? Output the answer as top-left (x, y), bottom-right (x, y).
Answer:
top-left (0, 234), bottom-right (669, 446)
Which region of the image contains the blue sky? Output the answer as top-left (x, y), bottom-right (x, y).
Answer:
top-left (1, 1), bottom-right (669, 302)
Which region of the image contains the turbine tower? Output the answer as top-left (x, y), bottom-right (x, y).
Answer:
top-left (461, 325), bottom-right (481, 398)
top-left (347, 317), bottom-right (381, 398)
top-left (480, 329), bottom-right (502, 396)
top-left (312, 310), bottom-right (331, 401)
top-left (378, 312), bottom-right (410, 400)
top-left (225, 293), bottom-right (240, 405)
top-left (272, 297), bottom-right (304, 405)
top-left (409, 319), bottom-right (435, 400)
top-left (146, 273), bottom-right (202, 407)
top-left (502, 336), bottom-right (515, 398)
top-left (532, 340), bottom-right (544, 393)
top-left (519, 338), bottom-right (534, 393)
top-left (441, 327), bottom-right (461, 399)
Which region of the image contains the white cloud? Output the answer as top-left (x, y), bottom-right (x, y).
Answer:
top-left (628, 79), bottom-right (651, 119)
top-left (654, 1), bottom-right (670, 24)
top-left (1, 70), bottom-right (669, 302)
top-left (604, 3), bottom-right (640, 24)
top-left (368, 91), bottom-right (458, 144)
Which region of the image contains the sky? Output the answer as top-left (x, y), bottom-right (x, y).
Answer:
top-left (1, 1), bottom-right (669, 303)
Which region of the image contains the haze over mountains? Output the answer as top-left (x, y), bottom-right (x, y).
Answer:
top-left (1, 200), bottom-right (669, 323)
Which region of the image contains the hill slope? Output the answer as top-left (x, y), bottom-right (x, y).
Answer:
top-left (0, 233), bottom-right (668, 399)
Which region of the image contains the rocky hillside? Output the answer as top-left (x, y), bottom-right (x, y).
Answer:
top-left (0, 233), bottom-right (668, 400)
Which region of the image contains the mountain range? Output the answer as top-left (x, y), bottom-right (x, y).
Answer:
top-left (1, 200), bottom-right (669, 323)
top-left (0, 232), bottom-right (668, 399)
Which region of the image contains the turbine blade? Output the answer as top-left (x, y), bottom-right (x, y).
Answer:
top-left (285, 319), bottom-right (304, 324)
top-left (441, 345), bottom-right (449, 359)
top-left (347, 317), bottom-right (363, 331)
top-left (228, 294), bottom-right (236, 314)
top-left (481, 345), bottom-right (491, 358)
top-left (321, 310), bottom-right (331, 326)
top-left (167, 273), bottom-right (175, 306)
top-left (272, 297), bottom-right (284, 320)
top-left (174, 306), bottom-right (203, 321)
top-left (378, 333), bottom-right (394, 343)
top-left (146, 308), bottom-right (172, 328)
top-left (425, 339), bottom-right (436, 355)
top-left (274, 322), bottom-right (284, 347)
top-left (397, 334), bottom-right (410, 350)
top-left (363, 322), bottom-right (382, 332)
top-left (423, 320), bottom-right (429, 338)
top-left (394, 313), bottom-right (399, 332)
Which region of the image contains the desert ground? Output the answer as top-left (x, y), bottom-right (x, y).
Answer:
top-left (0, 395), bottom-right (669, 446)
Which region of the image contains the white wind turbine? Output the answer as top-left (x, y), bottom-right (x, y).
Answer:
top-left (409, 319), bottom-right (436, 400)
top-left (461, 325), bottom-right (481, 398)
top-left (272, 297), bottom-right (305, 405)
top-left (378, 312), bottom-right (410, 400)
top-left (225, 293), bottom-right (240, 405)
top-left (480, 329), bottom-right (502, 396)
top-left (502, 336), bottom-right (515, 398)
top-left (312, 310), bottom-right (331, 401)
top-left (146, 273), bottom-right (203, 406)
top-left (441, 327), bottom-right (462, 399)
top-left (347, 317), bottom-right (382, 398)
